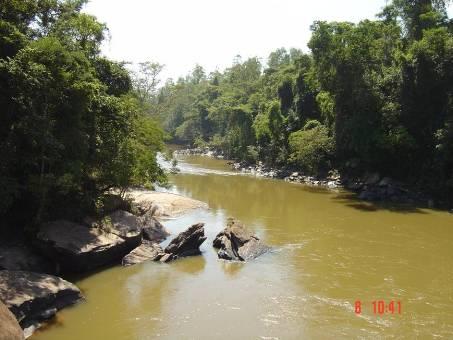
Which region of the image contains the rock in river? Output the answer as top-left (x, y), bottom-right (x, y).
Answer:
top-left (154, 223), bottom-right (207, 262)
top-left (0, 300), bottom-right (24, 340)
top-left (139, 212), bottom-right (170, 243)
top-left (0, 271), bottom-right (82, 334)
top-left (36, 220), bottom-right (132, 272)
top-left (122, 241), bottom-right (163, 266)
top-left (213, 219), bottom-right (270, 261)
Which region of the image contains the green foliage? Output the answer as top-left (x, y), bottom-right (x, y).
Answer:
top-left (0, 0), bottom-right (165, 230)
top-left (289, 121), bottom-right (334, 174)
top-left (66, 0), bottom-right (452, 204)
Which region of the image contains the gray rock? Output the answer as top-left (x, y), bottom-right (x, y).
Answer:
top-left (139, 213), bottom-right (170, 243)
top-left (0, 244), bottom-right (53, 274)
top-left (108, 210), bottom-right (143, 248)
top-left (36, 220), bottom-right (130, 272)
top-left (122, 241), bottom-right (163, 266)
top-left (158, 223), bottom-right (206, 262)
top-left (213, 219), bottom-right (270, 261)
top-left (0, 271), bottom-right (82, 331)
top-left (164, 223), bottom-right (206, 257)
top-left (0, 300), bottom-right (24, 340)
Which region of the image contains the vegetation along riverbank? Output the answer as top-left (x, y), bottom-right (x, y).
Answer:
top-left (1, 0), bottom-right (453, 338)
top-left (156, 0), bottom-right (453, 208)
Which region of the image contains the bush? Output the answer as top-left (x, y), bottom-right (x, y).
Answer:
top-left (289, 120), bottom-right (334, 174)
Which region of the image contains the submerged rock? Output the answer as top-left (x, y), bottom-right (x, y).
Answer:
top-left (36, 220), bottom-right (131, 272)
top-left (0, 300), bottom-right (24, 340)
top-left (153, 223), bottom-right (207, 263)
top-left (213, 219), bottom-right (269, 261)
top-left (0, 271), bottom-right (82, 333)
top-left (122, 241), bottom-right (163, 266)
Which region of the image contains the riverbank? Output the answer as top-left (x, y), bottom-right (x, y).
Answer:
top-left (174, 147), bottom-right (440, 208)
top-left (0, 190), bottom-right (208, 338)
top-left (23, 154), bottom-right (453, 339)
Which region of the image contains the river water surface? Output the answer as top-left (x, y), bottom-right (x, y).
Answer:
top-left (33, 155), bottom-right (453, 339)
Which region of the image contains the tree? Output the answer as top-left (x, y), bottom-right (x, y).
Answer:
top-left (0, 0), bottom-right (166, 231)
top-left (289, 120), bottom-right (334, 174)
top-left (133, 61), bottom-right (164, 104)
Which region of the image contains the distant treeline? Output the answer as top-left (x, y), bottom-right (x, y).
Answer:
top-left (0, 0), bottom-right (166, 231)
top-left (153, 0), bottom-right (453, 202)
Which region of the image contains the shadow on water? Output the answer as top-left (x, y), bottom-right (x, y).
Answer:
top-left (331, 192), bottom-right (429, 214)
top-left (63, 262), bottom-right (123, 284)
top-left (285, 181), bottom-right (430, 214)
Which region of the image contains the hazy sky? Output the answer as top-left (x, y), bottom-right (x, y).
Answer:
top-left (84, 0), bottom-right (452, 81)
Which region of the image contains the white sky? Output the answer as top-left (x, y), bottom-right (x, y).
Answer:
top-left (84, 0), bottom-right (453, 82)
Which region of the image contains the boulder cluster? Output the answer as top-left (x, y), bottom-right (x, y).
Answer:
top-left (0, 192), bottom-right (269, 339)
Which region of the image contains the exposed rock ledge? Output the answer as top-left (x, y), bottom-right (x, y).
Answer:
top-left (122, 241), bottom-right (163, 266)
top-left (157, 223), bottom-right (207, 262)
top-left (213, 219), bottom-right (270, 261)
top-left (0, 271), bottom-right (83, 337)
top-left (127, 190), bottom-right (208, 218)
top-left (122, 223), bottom-right (207, 265)
top-left (35, 220), bottom-right (132, 273)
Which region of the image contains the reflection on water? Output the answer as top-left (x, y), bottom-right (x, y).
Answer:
top-left (32, 155), bottom-right (453, 339)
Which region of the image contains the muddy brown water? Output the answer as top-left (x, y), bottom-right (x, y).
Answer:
top-left (32, 155), bottom-right (453, 339)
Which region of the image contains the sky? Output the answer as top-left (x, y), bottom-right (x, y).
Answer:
top-left (83, 0), bottom-right (453, 82)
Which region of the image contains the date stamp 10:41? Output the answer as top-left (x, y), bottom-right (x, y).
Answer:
top-left (354, 300), bottom-right (402, 315)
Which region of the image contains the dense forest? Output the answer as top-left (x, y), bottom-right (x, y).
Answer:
top-left (0, 0), bottom-right (166, 232)
top-left (1, 0), bottom-right (452, 234)
top-left (152, 0), bottom-right (453, 204)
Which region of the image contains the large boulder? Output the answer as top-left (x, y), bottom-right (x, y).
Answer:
top-left (154, 223), bottom-right (206, 262)
top-left (122, 241), bottom-right (163, 266)
top-left (0, 271), bottom-right (82, 334)
top-left (139, 212), bottom-right (170, 243)
top-left (0, 300), bottom-right (24, 340)
top-left (0, 244), bottom-right (54, 274)
top-left (107, 210), bottom-right (142, 248)
top-left (35, 220), bottom-right (131, 272)
top-left (213, 219), bottom-right (269, 261)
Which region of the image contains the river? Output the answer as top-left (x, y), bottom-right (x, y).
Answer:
top-left (32, 155), bottom-right (453, 339)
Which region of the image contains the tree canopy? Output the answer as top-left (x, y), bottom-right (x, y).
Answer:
top-left (0, 0), bottom-right (166, 231)
top-left (153, 0), bottom-right (453, 203)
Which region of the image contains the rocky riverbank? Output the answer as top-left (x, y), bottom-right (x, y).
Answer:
top-left (172, 147), bottom-right (438, 207)
top-left (232, 161), bottom-right (434, 206)
top-left (0, 190), bottom-right (209, 338)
